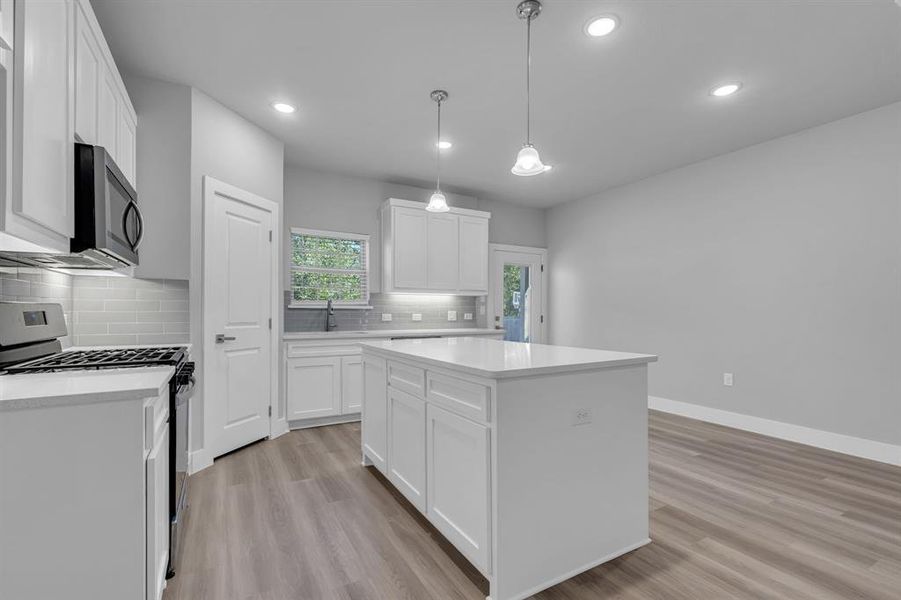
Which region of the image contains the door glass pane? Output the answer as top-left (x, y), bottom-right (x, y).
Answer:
top-left (503, 263), bottom-right (532, 342)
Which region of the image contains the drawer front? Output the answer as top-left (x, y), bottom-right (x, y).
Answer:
top-left (387, 361), bottom-right (425, 398)
top-left (286, 342), bottom-right (363, 358)
top-left (427, 372), bottom-right (490, 423)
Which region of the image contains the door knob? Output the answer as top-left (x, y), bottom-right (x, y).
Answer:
top-left (215, 334), bottom-right (236, 344)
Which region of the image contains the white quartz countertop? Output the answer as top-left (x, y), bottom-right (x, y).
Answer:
top-left (360, 337), bottom-right (657, 379)
top-left (0, 366), bottom-right (174, 412)
top-left (283, 328), bottom-right (502, 341)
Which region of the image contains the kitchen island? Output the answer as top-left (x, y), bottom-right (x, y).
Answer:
top-left (360, 337), bottom-right (657, 600)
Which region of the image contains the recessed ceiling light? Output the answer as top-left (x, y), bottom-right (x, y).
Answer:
top-left (710, 83), bottom-right (742, 97)
top-left (436, 140), bottom-right (452, 150)
top-left (271, 102), bottom-right (296, 113)
top-left (585, 15), bottom-right (618, 37)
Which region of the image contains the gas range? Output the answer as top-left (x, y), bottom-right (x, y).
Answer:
top-left (4, 345), bottom-right (189, 374)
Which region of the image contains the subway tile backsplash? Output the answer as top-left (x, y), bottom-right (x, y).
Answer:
top-left (71, 277), bottom-right (189, 346)
top-left (284, 292), bottom-right (480, 332)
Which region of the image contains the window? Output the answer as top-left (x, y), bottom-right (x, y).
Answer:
top-left (290, 228), bottom-right (370, 307)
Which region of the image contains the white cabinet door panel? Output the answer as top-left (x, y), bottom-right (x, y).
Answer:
top-left (341, 354), bottom-right (362, 413)
top-left (427, 213), bottom-right (459, 290)
top-left (74, 3), bottom-right (99, 144)
top-left (362, 355), bottom-right (388, 472)
top-left (97, 70), bottom-right (118, 158)
top-left (459, 216), bottom-right (489, 292)
top-left (427, 403), bottom-right (490, 572)
top-left (388, 387), bottom-right (426, 511)
top-left (14, 0), bottom-right (74, 237)
top-left (117, 106), bottom-right (136, 186)
top-left (392, 207), bottom-right (428, 289)
top-left (286, 356), bottom-right (341, 420)
top-left (145, 427), bottom-right (169, 600)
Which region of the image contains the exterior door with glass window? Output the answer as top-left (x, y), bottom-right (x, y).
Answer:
top-left (489, 245), bottom-right (546, 343)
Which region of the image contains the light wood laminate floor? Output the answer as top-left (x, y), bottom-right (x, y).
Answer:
top-left (164, 411), bottom-right (901, 600)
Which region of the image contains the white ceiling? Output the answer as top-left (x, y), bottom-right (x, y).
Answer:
top-left (92, 0), bottom-right (901, 208)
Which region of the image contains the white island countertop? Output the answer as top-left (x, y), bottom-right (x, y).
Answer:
top-left (0, 366), bottom-right (174, 412)
top-left (360, 337), bottom-right (657, 379)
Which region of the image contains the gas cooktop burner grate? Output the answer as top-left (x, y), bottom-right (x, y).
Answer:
top-left (5, 346), bottom-right (188, 373)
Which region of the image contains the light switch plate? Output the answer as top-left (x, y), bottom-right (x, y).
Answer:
top-left (381, 313), bottom-right (392, 322)
top-left (411, 313), bottom-right (422, 321)
top-left (447, 310), bottom-right (457, 321)
top-left (723, 372), bottom-right (733, 386)
top-left (463, 313), bottom-right (473, 320)
top-left (573, 408), bottom-right (593, 426)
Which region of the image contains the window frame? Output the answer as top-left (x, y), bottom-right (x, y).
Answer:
top-left (289, 227), bottom-right (371, 309)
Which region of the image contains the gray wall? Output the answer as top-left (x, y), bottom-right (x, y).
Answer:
top-left (189, 88), bottom-right (286, 449)
top-left (283, 165), bottom-right (548, 293)
top-left (124, 75), bottom-right (191, 281)
top-left (547, 102), bottom-right (901, 445)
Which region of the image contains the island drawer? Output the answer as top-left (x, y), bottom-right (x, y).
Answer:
top-left (426, 372), bottom-right (490, 423)
top-left (387, 361), bottom-right (426, 398)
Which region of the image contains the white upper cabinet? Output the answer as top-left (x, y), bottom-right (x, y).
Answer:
top-left (0, 0), bottom-right (135, 254)
top-left (427, 212), bottom-right (459, 290)
top-left (9, 0), bottom-right (75, 246)
top-left (73, 0), bottom-right (136, 186)
top-left (390, 206), bottom-right (428, 289)
top-left (458, 215), bottom-right (489, 292)
top-left (381, 198), bottom-right (491, 295)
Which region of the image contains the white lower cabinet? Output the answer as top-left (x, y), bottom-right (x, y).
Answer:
top-left (145, 426), bottom-right (169, 600)
top-left (387, 387), bottom-right (426, 511)
top-left (286, 356), bottom-right (342, 420)
top-left (341, 354), bottom-right (362, 413)
top-left (362, 355), bottom-right (388, 472)
top-left (426, 403), bottom-right (490, 572)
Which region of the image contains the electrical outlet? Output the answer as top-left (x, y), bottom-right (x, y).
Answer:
top-left (381, 313), bottom-right (392, 322)
top-left (723, 372), bottom-right (734, 386)
top-left (464, 312), bottom-right (473, 321)
top-left (411, 313), bottom-right (422, 321)
top-left (447, 310), bottom-right (457, 321)
top-left (573, 408), bottom-right (593, 426)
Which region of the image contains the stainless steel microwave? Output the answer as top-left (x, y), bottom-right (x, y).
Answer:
top-left (69, 143), bottom-right (143, 268)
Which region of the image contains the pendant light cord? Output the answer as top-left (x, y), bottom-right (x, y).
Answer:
top-left (525, 12), bottom-right (531, 145)
top-left (435, 98), bottom-right (442, 190)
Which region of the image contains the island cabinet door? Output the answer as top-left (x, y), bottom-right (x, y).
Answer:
top-left (362, 355), bottom-right (388, 473)
top-left (426, 404), bottom-right (490, 573)
top-left (387, 387), bottom-right (427, 511)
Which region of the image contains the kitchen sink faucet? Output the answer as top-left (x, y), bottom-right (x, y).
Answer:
top-left (325, 299), bottom-right (337, 332)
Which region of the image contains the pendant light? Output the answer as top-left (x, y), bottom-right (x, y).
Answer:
top-left (426, 90), bottom-right (450, 212)
top-left (511, 0), bottom-right (551, 176)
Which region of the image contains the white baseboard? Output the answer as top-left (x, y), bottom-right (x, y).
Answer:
top-left (288, 413), bottom-right (361, 431)
top-left (649, 396), bottom-right (901, 467)
top-left (188, 448), bottom-right (213, 474)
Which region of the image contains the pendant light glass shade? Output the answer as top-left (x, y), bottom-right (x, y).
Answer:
top-left (427, 90), bottom-right (450, 212)
top-left (511, 144), bottom-right (550, 176)
top-left (512, 0), bottom-right (550, 177)
top-left (427, 190), bottom-right (449, 212)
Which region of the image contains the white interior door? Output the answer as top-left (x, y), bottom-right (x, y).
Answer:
top-left (203, 177), bottom-right (277, 459)
top-left (489, 244), bottom-right (547, 343)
